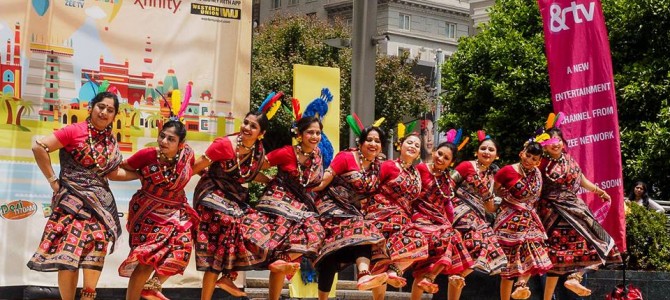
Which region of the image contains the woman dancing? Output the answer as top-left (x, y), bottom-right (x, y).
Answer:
top-left (363, 124), bottom-right (427, 298)
top-left (118, 120), bottom-right (197, 300)
top-left (538, 121), bottom-right (621, 299)
top-left (494, 141), bottom-right (552, 300)
top-left (240, 115), bottom-right (326, 300)
top-left (27, 91), bottom-right (136, 300)
top-left (311, 120), bottom-right (389, 300)
top-left (192, 107), bottom-right (274, 299)
top-left (410, 134), bottom-right (474, 300)
top-left (449, 131), bottom-right (507, 296)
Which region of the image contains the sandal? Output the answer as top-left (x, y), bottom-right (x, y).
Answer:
top-left (417, 275), bottom-right (439, 294)
top-left (511, 280), bottom-right (531, 300)
top-left (386, 264), bottom-right (407, 288)
top-left (448, 274), bottom-right (466, 289)
top-left (356, 270), bottom-right (388, 290)
top-left (140, 277), bottom-right (169, 300)
top-left (564, 273), bottom-right (592, 297)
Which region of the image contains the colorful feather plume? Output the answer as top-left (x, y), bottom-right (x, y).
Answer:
top-left (352, 113), bottom-right (364, 132)
top-left (291, 98), bottom-right (302, 121)
top-left (177, 83), bottom-right (192, 118)
top-left (477, 130), bottom-right (487, 142)
top-left (98, 80), bottom-right (110, 94)
top-left (554, 112), bottom-right (565, 129)
top-left (260, 92), bottom-right (283, 113)
top-left (346, 115), bottom-right (362, 136)
top-left (257, 92), bottom-right (276, 113)
top-left (265, 101), bottom-right (282, 120)
top-left (405, 120), bottom-right (418, 134)
top-left (545, 113), bottom-right (556, 129)
top-left (372, 117), bottom-right (385, 127)
top-left (454, 129), bottom-right (463, 145)
top-left (446, 129), bottom-right (457, 143)
top-left (458, 137), bottom-right (470, 151)
top-left (397, 122), bottom-right (406, 140)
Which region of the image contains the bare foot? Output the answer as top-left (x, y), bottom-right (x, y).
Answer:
top-left (417, 278), bottom-right (439, 294)
top-left (357, 273), bottom-right (388, 290)
top-left (448, 275), bottom-right (466, 289)
top-left (386, 272), bottom-right (407, 288)
top-left (215, 276), bottom-right (247, 297)
top-left (564, 278), bottom-right (592, 296)
top-left (269, 259), bottom-right (301, 276)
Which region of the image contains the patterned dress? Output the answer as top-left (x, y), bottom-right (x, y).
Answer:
top-left (27, 121), bottom-right (122, 271)
top-left (411, 163), bottom-right (473, 277)
top-left (239, 145), bottom-right (326, 265)
top-left (493, 165), bottom-right (552, 278)
top-left (451, 161), bottom-right (507, 274)
top-left (313, 150), bottom-right (386, 268)
top-left (364, 159), bottom-right (428, 274)
top-left (538, 154), bottom-right (621, 274)
top-left (193, 137), bottom-right (267, 273)
top-left (118, 146), bottom-right (197, 277)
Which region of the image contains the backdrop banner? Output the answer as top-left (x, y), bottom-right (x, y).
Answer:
top-left (0, 0), bottom-right (252, 288)
top-left (537, 0), bottom-right (626, 250)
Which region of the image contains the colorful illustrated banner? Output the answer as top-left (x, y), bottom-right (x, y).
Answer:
top-left (0, 0), bottom-right (251, 287)
top-left (538, 0), bottom-right (626, 250)
top-left (292, 64), bottom-right (340, 156)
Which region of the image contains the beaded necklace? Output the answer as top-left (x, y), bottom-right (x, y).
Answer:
top-left (86, 119), bottom-right (111, 169)
top-left (356, 150), bottom-right (378, 191)
top-left (518, 163), bottom-right (535, 178)
top-left (295, 145), bottom-right (318, 187)
top-left (398, 159), bottom-right (419, 184)
top-left (236, 135), bottom-right (256, 179)
top-left (431, 164), bottom-right (454, 198)
top-left (159, 148), bottom-right (180, 182)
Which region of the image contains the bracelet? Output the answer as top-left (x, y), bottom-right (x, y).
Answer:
top-left (47, 175), bottom-right (58, 183)
top-left (593, 187), bottom-right (600, 194)
top-left (35, 140), bottom-right (50, 152)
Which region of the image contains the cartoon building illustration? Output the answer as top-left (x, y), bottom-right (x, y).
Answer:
top-left (0, 22), bottom-right (22, 98)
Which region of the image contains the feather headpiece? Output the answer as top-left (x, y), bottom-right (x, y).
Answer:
top-left (346, 114), bottom-right (386, 137)
top-left (445, 128), bottom-right (470, 151)
top-left (257, 91), bottom-right (284, 121)
top-left (476, 130), bottom-right (491, 142)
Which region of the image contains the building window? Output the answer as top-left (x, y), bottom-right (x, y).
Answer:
top-left (289, 0), bottom-right (298, 5)
top-left (271, 0), bottom-right (281, 9)
top-left (399, 13), bottom-right (410, 30)
top-left (306, 12), bottom-right (316, 18)
top-left (398, 47), bottom-right (411, 57)
top-left (445, 22), bottom-right (457, 39)
top-left (3, 70), bottom-right (14, 83)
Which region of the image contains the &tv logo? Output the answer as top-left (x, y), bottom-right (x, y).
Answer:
top-left (549, 1), bottom-right (596, 32)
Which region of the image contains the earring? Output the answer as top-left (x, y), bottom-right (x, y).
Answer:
top-left (296, 136), bottom-right (302, 143)
top-left (258, 135), bottom-right (264, 140)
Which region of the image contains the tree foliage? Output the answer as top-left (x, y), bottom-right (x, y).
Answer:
top-left (251, 15), bottom-right (430, 152)
top-left (626, 203), bottom-right (670, 271)
top-left (441, 0), bottom-right (670, 198)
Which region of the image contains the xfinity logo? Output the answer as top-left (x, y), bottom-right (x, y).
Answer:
top-left (549, 1), bottom-right (596, 32)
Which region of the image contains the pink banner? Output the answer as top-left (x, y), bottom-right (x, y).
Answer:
top-left (538, 0), bottom-right (625, 250)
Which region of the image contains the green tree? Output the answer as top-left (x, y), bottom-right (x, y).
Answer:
top-left (440, 0), bottom-right (550, 161)
top-left (251, 15), bottom-right (430, 152)
top-left (441, 0), bottom-right (670, 198)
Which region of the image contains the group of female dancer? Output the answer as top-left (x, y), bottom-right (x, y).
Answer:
top-left (27, 90), bottom-right (620, 300)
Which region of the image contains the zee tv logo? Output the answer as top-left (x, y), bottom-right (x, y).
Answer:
top-left (549, 1), bottom-right (596, 32)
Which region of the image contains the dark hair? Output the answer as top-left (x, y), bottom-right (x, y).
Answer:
top-left (435, 141), bottom-right (458, 159)
top-left (524, 141), bottom-right (543, 156)
top-left (294, 116), bottom-right (322, 136)
top-left (162, 120), bottom-right (187, 142)
top-left (90, 91), bottom-right (120, 115)
top-left (358, 126), bottom-right (387, 149)
top-left (245, 110), bottom-right (269, 132)
top-left (477, 137), bottom-right (499, 152)
top-left (628, 181), bottom-right (650, 208)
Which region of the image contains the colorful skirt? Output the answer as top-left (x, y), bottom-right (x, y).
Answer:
top-left (314, 215), bottom-right (385, 267)
top-left (27, 205), bottom-right (109, 271)
top-left (366, 208), bottom-right (428, 274)
top-left (240, 211), bottom-right (325, 265)
top-left (452, 210), bottom-right (507, 274)
top-left (118, 197), bottom-right (194, 277)
top-left (545, 218), bottom-right (622, 274)
top-left (411, 223), bottom-right (473, 277)
top-left (194, 193), bottom-right (268, 273)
